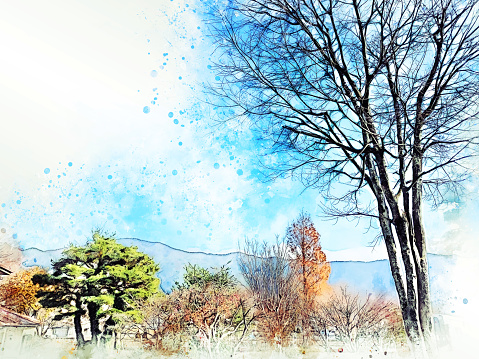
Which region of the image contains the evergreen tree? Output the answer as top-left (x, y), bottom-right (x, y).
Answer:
top-left (34, 230), bottom-right (160, 346)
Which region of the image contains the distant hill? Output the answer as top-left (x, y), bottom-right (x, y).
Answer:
top-left (21, 238), bottom-right (456, 301)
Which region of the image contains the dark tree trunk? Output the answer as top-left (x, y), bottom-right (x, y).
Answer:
top-left (87, 302), bottom-right (101, 344)
top-left (412, 151), bottom-right (433, 352)
top-left (368, 153), bottom-right (429, 358)
top-left (73, 311), bottom-right (85, 347)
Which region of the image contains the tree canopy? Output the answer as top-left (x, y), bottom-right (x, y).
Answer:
top-left (0, 267), bottom-right (45, 316)
top-left (34, 230), bottom-right (160, 346)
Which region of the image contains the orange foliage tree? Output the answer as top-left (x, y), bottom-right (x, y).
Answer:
top-left (285, 212), bottom-right (331, 342)
top-left (132, 264), bottom-right (254, 357)
top-left (0, 267), bottom-right (45, 315)
top-left (175, 265), bottom-right (254, 357)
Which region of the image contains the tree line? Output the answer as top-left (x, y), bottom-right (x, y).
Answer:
top-left (0, 214), bottom-right (404, 357)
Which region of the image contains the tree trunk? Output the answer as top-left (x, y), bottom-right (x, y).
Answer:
top-left (74, 311), bottom-right (85, 347)
top-left (87, 302), bottom-right (101, 345)
top-left (370, 159), bottom-right (429, 359)
top-left (376, 206), bottom-right (428, 358)
top-left (412, 152), bottom-right (433, 352)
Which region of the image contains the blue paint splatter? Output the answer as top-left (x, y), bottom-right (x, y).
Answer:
top-left (68, 162), bottom-right (73, 167)
top-left (178, 142), bottom-right (183, 146)
top-left (143, 106), bottom-right (150, 114)
top-left (237, 169), bottom-right (243, 176)
top-left (173, 119), bottom-right (179, 124)
top-left (214, 163), bottom-right (220, 169)
top-left (12, 234), bottom-right (17, 239)
top-left (463, 298), bottom-right (468, 304)
top-left (108, 175), bottom-right (113, 180)
top-left (172, 170), bottom-right (178, 175)
top-left (168, 112), bottom-right (174, 118)
top-left (265, 198), bottom-right (270, 204)
top-left (44, 168), bottom-right (50, 174)
top-left (150, 70), bottom-right (158, 77)
top-left (1, 203), bottom-right (5, 208)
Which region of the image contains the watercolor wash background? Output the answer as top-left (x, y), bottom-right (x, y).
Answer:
top-left (0, 0), bottom-right (478, 337)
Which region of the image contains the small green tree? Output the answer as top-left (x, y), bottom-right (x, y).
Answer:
top-left (172, 264), bottom-right (254, 358)
top-left (173, 263), bottom-right (237, 290)
top-left (34, 230), bottom-right (160, 346)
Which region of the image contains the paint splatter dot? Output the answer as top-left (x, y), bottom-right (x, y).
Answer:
top-left (16, 200), bottom-right (21, 204)
top-left (68, 162), bottom-right (73, 167)
top-left (174, 119), bottom-right (179, 124)
top-left (12, 234), bottom-right (17, 239)
top-left (150, 70), bottom-right (158, 77)
top-left (1, 203), bottom-right (5, 208)
top-left (265, 198), bottom-right (270, 204)
top-left (463, 298), bottom-right (468, 304)
top-left (108, 175), bottom-right (112, 180)
top-left (143, 106), bottom-right (150, 114)
top-left (168, 112), bottom-right (174, 118)
top-left (214, 163), bottom-right (220, 169)
top-left (172, 170), bottom-right (178, 175)
top-left (178, 142), bottom-right (183, 146)
top-left (44, 168), bottom-right (50, 174)
top-left (236, 169), bottom-right (243, 176)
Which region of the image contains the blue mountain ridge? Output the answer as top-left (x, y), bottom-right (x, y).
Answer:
top-left (21, 238), bottom-right (456, 303)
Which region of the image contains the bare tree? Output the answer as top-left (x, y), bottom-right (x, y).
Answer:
top-left (310, 287), bottom-right (402, 352)
top-left (208, 0), bottom-right (479, 356)
top-left (35, 308), bottom-right (58, 337)
top-left (239, 237), bottom-right (300, 348)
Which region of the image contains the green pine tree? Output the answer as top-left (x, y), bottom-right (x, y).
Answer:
top-left (34, 230), bottom-right (160, 346)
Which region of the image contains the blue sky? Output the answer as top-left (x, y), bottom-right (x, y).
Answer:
top-left (0, 0), bottom-right (478, 259)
